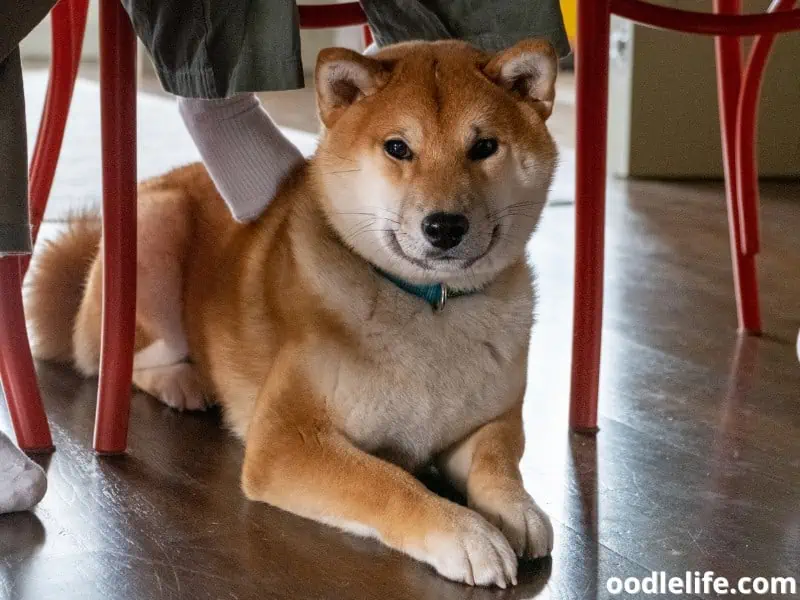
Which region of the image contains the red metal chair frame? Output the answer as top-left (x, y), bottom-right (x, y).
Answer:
top-left (570, 0), bottom-right (800, 432)
top-left (1, 1), bottom-right (369, 453)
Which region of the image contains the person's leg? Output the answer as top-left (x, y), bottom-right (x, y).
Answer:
top-left (0, 48), bottom-right (33, 256)
top-left (124, 0), bottom-right (305, 222)
top-left (360, 0), bottom-right (571, 57)
top-left (0, 0), bottom-right (58, 255)
top-left (177, 94), bottom-right (303, 222)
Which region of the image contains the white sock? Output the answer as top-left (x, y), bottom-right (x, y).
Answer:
top-left (178, 94), bottom-right (304, 223)
top-left (0, 431), bottom-right (47, 514)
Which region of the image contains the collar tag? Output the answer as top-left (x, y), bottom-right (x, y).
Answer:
top-left (373, 266), bottom-right (478, 312)
top-left (433, 284), bottom-right (448, 312)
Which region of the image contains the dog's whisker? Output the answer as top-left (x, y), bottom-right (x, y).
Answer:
top-left (488, 201), bottom-right (546, 220)
top-left (335, 211), bottom-right (401, 225)
top-left (342, 217), bottom-right (377, 240)
top-left (323, 168), bottom-right (363, 175)
top-left (490, 208), bottom-right (545, 221)
top-left (344, 228), bottom-right (400, 246)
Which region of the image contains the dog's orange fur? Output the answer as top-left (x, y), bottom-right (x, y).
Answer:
top-left (26, 40), bottom-right (559, 587)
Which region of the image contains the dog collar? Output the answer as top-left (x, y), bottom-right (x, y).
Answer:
top-left (374, 267), bottom-right (479, 311)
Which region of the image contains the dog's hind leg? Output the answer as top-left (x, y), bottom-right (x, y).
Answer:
top-left (130, 188), bottom-right (210, 411)
top-left (131, 189), bottom-right (191, 368)
top-left (74, 187), bottom-right (208, 411)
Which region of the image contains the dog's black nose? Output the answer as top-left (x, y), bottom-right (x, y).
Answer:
top-left (421, 212), bottom-right (470, 250)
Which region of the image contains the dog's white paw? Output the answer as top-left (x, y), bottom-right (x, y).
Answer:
top-left (469, 487), bottom-right (553, 559)
top-left (133, 363), bottom-right (209, 412)
top-left (417, 505), bottom-right (518, 588)
top-left (159, 364), bottom-right (207, 411)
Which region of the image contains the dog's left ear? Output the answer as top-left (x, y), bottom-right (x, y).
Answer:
top-left (315, 48), bottom-right (389, 128)
top-left (483, 40), bottom-right (558, 120)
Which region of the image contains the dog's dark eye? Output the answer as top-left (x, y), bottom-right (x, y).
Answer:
top-left (384, 139), bottom-right (413, 161)
top-left (467, 138), bottom-right (499, 161)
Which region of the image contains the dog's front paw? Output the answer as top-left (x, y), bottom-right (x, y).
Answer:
top-left (469, 486), bottom-right (553, 560)
top-left (416, 504), bottom-right (518, 588)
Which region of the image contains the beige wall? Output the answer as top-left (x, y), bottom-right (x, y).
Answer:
top-left (608, 0), bottom-right (800, 179)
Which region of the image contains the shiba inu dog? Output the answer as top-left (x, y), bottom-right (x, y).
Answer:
top-left (27, 39), bottom-right (559, 587)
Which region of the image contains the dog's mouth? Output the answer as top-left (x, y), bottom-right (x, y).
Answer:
top-left (386, 225), bottom-right (501, 272)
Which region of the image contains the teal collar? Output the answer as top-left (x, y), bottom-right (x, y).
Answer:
top-left (374, 267), bottom-right (478, 311)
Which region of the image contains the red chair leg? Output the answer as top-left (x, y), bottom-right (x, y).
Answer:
top-left (713, 0), bottom-right (762, 335)
top-left (569, 0), bottom-right (612, 433)
top-left (731, 0), bottom-right (796, 333)
top-left (0, 259), bottom-right (53, 453)
top-left (737, 0), bottom-right (797, 254)
top-left (93, 0), bottom-right (138, 454)
top-left (26, 0), bottom-right (89, 259)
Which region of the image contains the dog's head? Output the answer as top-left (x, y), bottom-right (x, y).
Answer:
top-left (312, 40), bottom-right (558, 289)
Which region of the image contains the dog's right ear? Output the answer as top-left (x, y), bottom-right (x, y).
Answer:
top-left (315, 48), bottom-right (389, 128)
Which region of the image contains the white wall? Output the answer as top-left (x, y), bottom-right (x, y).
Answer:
top-left (20, 2), bottom-right (101, 60)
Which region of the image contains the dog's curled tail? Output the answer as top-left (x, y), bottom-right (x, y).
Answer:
top-left (25, 216), bottom-right (101, 363)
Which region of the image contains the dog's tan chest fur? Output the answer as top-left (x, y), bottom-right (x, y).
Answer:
top-left (307, 268), bottom-right (533, 470)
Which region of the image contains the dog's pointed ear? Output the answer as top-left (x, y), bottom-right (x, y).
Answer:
top-left (483, 40), bottom-right (558, 120)
top-left (315, 48), bottom-right (389, 128)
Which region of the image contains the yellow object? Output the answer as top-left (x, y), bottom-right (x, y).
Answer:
top-left (560, 0), bottom-right (577, 42)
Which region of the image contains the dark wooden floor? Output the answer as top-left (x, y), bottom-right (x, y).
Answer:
top-left (2, 176), bottom-right (799, 600)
